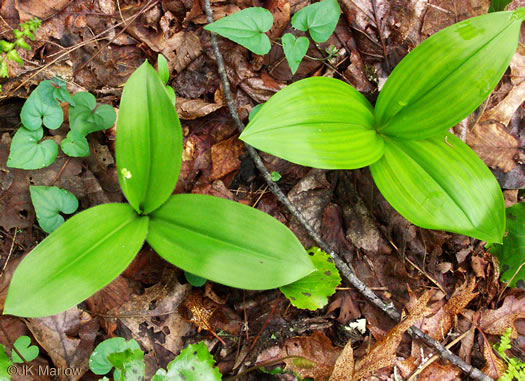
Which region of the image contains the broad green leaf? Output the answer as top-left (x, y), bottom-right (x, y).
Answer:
top-left (282, 33), bottom-right (309, 75)
top-left (489, 0), bottom-right (512, 12)
top-left (157, 54), bottom-right (169, 85)
top-left (4, 203), bottom-right (148, 317)
top-left (20, 79), bottom-right (72, 130)
top-left (370, 133), bottom-right (505, 243)
top-left (12, 336), bottom-right (39, 363)
top-left (108, 349), bottom-right (144, 381)
top-left (291, 0), bottom-right (340, 43)
top-left (280, 247), bottom-right (340, 310)
top-left (7, 127), bottom-right (58, 170)
top-left (204, 8), bottom-right (273, 55)
top-left (184, 271), bottom-right (207, 287)
top-left (375, 10), bottom-right (524, 139)
top-left (240, 77), bottom-right (383, 169)
top-left (164, 342), bottom-right (221, 381)
top-left (90, 338), bottom-right (139, 375)
top-left (61, 92), bottom-right (116, 157)
top-left (29, 186), bottom-right (78, 233)
top-left (0, 345), bottom-right (12, 381)
top-left (147, 194), bottom-right (315, 290)
top-left (487, 203), bottom-right (525, 288)
top-left (116, 61), bottom-right (182, 215)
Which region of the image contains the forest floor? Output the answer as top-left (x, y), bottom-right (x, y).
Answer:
top-left (0, 0), bottom-right (524, 380)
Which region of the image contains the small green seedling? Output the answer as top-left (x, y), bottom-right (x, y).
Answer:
top-left (30, 186), bottom-right (79, 233)
top-left (4, 57), bottom-right (315, 318)
top-left (8, 78), bottom-right (116, 169)
top-left (271, 171), bottom-right (282, 182)
top-left (204, 0), bottom-right (340, 75)
top-left (240, 10), bottom-right (525, 244)
top-left (0, 18), bottom-right (41, 84)
top-left (0, 335), bottom-right (40, 380)
top-left (494, 328), bottom-right (525, 380)
top-left (487, 203), bottom-right (525, 288)
top-left (90, 338), bottom-right (222, 381)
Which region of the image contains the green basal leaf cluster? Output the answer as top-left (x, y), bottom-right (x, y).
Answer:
top-left (240, 10), bottom-right (525, 244)
top-left (0, 18), bottom-right (40, 83)
top-left (495, 328), bottom-right (525, 381)
top-left (4, 57), bottom-right (316, 318)
top-left (7, 78), bottom-right (116, 169)
top-left (90, 339), bottom-right (222, 381)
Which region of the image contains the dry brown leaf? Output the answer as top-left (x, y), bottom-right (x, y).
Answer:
top-left (266, 0), bottom-right (291, 39)
top-left (282, 331), bottom-right (341, 381)
top-left (481, 340), bottom-right (506, 379)
top-left (192, 4), bottom-right (241, 23)
top-left (329, 336), bottom-right (354, 381)
top-left (176, 97), bottom-right (223, 120)
top-left (480, 295), bottom-right (525, 338)
top-left (15, 0), bottom-right (70, 20)
top-left (27, 307), bottom-right (98, 381)
top-left (418, 362), bottom-right (462, 380)
top-left (420, 278), bottom-right (478, 341)
top-left (352, 290), bottom-right (432, 381)
top-left (210, 135), bottom-right (244, 181)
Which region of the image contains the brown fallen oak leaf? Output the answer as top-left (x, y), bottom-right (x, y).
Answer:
top-left (282, 331), bottom-right (342, 381)
top-left (15, 0), bottom-right (70, 20)
top-left (480, 295), bottom-right (525, 338)
top-left (417, 362), bottom-right (462, 380)
top-left (481, 339), bottom-right (506, 380)
top-left (176, 97), bottom-right (223, 120)
top-left (210, 136), bottom-right (245, 181)
top-left (27, 307), bottom-right (98, 381)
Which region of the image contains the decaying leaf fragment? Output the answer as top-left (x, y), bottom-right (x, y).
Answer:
top-left (350, 290), bottom-right (432, 380)
top-left (480, 295), bottom-right (525, 338)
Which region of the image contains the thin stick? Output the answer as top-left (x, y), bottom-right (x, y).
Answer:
top-left (202, 1), bottom-right (492, 379)
top-left (0, 227), bottom-right (17, 278)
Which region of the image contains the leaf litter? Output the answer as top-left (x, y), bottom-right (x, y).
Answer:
top-left (0, 0), bottom-right (524, 379)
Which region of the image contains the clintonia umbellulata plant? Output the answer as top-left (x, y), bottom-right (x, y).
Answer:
top-left (4, 59), bottom-right (315, 318)
top-left (240, 9), bottom-right (525, 244)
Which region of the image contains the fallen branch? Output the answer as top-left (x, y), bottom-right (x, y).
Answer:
top-left (202, 2), bottom-right (492, 380)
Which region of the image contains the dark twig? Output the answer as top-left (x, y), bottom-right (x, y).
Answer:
top-left (202, 2), bottom-right (492, 380)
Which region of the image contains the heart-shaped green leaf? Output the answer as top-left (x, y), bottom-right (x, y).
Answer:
top-left (291, 0), bottom-right (340, 43)
top-left (204, 8), bottom-right (274, 55)
top-left (29, 186), bottom-right (79, 233)
top-left (20, 79), bottom-right (72, 131)
top-left (375, 10), bottom-right (525, 139)
top-left (240, 77), bottom-right (383, 169)
top-left (280, 247), bottom-right (340, 310)
top-left (90, 338), bottom-right (143, 381)
top-left (163, 342), bottom-right (221, 381)
top-left (282, 33), bottom-right (309, 75)
top-left (61, 92), bottom-right (116, 157)
top-left (487, 203), bottom-right (525, 288)
top-left (116, 61), bottom-right (182, 215)
top-left (147, 194), bottom-right (315, 290)
top-left (4, 203), bottom-right (148, 317)
top-left (7, 127), bottom-right (58, 170)
top-left (370, 133), bottom-right (505, 243)
top-left (12, 336), bottom-right (39, 363)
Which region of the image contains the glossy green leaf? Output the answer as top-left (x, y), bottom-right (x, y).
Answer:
top-left (7, 127), bottom-right (58, 170)
top-left (90, 338), bottom-right (137, 375)
top-left (108, 348), bottom-right (144, 381)
top-left (489, 0), bottom-right (512, 12)
top-left (61, 92), bottom-right (116, 157)
top-left (0, 345), bottom-right (12, 381)
top-left (184, 272), bottom-right (207, 287)
top-left (370, 133), bottom-right (505, 243)
top-left (164, 342), bottom-right (221, 381)
top-left (116, 61), bottom-right (182, 215)
top-left (12, 336), bottom-right (39, 363)
top-left (20, 79), bottom-right (72, 131)
top-left (487, 203), bottom-right (525, 288)
top-left (282, 33), bottom-right (309, 75)
top-left (280, 247), bottom-right (340, 310)
top-left (157, 54), bottom-right (169, 85)
top-left (204, 8), bottom-right (273, 55)
top-left (291, 0), bottom-right (340, 43)
top-left (375, 10), bottom-right (524, 139)
top-left (4, 203), bottom-right (148, 317)
top-left (147, 194), bottom-right (315, 290)
top-left (29, 186), bottom-right (78, 233)
top-left (240, 77), bottom-right (383, 169)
